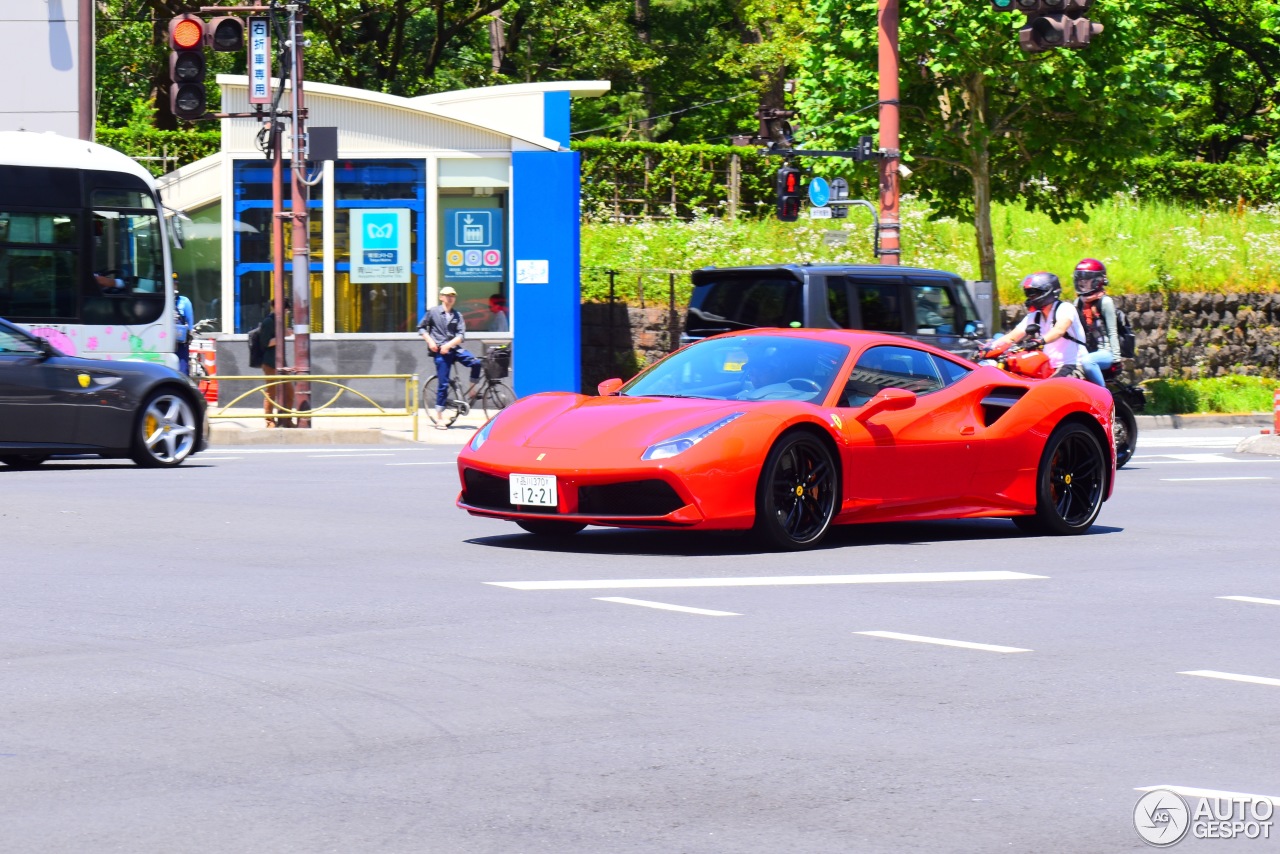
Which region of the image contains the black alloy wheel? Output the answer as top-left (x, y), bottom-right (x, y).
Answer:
top-left (516, 519), bottom-right (586, 537)
top-left (754, 432), bottom-right (838, 550)
top-left (1113, 399), bottom-right (1138, 469)
top-left (1013, 422), bottom-right (1106, 536)
top-left (0, 455), bottom-right (49, 469)
top-left (130, 391), bottom-right (198, 468)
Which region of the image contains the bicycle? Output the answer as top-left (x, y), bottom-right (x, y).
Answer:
top-left (420, 345), bottom-right (514, 426)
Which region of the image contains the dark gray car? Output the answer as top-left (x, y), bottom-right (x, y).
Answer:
top-left (682, 264), bottom-right (990, 359)
top-left (0, 317), bottom-right (208, 468)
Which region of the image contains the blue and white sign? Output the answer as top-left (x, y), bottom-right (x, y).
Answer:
top-left (350, 209), bottom-right (410, 284)
top-left (445, 209), bottom-right (505, 281)
top-left (808, 176), bottom-right (831, 208)
top-left (247, 18), bottom-right (271, 105)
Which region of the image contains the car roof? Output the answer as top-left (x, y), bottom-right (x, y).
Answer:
top-left (690, 263), bottom-right (962, 279)
top-left (701, 327), bottom-right (971, 363)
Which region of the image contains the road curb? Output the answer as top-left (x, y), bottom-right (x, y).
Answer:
top-left (1136, 413), bottom-right (1274, 430)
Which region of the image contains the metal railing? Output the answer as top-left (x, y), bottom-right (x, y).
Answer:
top-left (208, 373), bottom-right (422, 440)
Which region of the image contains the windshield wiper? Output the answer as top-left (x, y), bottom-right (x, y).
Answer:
top-left (637, 394), bottom-right (708, 399)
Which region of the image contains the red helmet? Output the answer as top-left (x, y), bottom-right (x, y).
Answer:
top-left (1073, 258), bottom-right (1108, 297)
top-left (1021, 272), bottom-right (1061, 309)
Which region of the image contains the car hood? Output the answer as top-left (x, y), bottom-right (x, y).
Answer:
top-left (496, 393), bottom-right (769, 451)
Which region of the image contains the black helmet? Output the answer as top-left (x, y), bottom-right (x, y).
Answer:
top-left (1073, 258), bottom-right (1108, 297)
top-left (1021, 272), bottom-right (1061, 309)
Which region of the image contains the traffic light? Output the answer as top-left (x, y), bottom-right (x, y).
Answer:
top-left (993, 0), bottom-right (1103, 53)
top-left (776, 165), bottom-right (802, 222)
top-left (208, 16), bottom-right (246, 52)
top-left (168, 14), bottom-right (207, 120)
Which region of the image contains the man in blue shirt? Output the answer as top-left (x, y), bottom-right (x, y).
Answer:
top-left (173, 275), bottom-right (195, 375)
top-left (417, 286), bottom-right (483, 428)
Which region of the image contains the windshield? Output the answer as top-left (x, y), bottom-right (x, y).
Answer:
top-left (623, 335), bottom-right (850, 403)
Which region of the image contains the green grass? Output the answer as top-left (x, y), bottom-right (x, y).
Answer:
top-left (582, 196), bottom-right (1280, 305)
top-left (1143, 375), bottom-right (1279, 415)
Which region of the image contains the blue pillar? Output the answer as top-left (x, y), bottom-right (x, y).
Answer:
top-left (511, 148), bottom-right (581, 396)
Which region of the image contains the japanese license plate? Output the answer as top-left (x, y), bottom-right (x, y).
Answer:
top-left (509, 473), bottom-right (557, 507)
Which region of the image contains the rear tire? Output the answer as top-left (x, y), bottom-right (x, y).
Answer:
top-left (1012, 422), bottom-right (1106, 536)
top-left (130, 390), bottom-right (198, 468)
top-left (481, 381), bottom-right (514, 418)
top-left (421, 378), bottom-right (462, 426)
top-left (0, 455), bottom-right (49, 469)
top-left (516, 519), bottom-right (586, 537)
top-left (1113, 399), bottom-right (1137, 469)
top-left (753, 432), bottom-right (838, 550)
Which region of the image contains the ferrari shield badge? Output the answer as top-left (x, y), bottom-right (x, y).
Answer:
top-left (77, 373), bottom-right (91, 388)
top-left (830, 412), bottom-right (843, 429)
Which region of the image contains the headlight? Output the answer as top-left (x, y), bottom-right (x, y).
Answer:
top-left (642, 412), bottom-right (745, 461)
top-left (470, 415), bottom-right (497, 451)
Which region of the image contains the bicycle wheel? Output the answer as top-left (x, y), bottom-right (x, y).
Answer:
top-left (481, 381), bottom-right (514, 418)
top-left (420, 377), bottom-right (463, 426)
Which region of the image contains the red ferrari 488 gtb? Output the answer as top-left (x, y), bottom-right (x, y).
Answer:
top-left (456, 329), bottom-right (1115, 550)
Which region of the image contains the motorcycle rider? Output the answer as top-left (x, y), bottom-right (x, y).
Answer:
top-left (1073, 258), bottom-right (1120, 388)
top-left (979, 272), bottom-right (1088, 379)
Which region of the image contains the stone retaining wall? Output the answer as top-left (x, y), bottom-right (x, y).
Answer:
top-left (583, 293), bottom-right (1280, 391)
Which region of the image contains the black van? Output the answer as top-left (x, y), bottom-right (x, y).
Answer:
top-left (682, 264), bottom-right (989, 359)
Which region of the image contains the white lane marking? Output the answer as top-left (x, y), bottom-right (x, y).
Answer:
top-left (1179, 670), bottom-right (1280, 688)
top-left (594, 597), bottom-right (740, 616)
top-left (486, 570), bottom-right (1048, 591)
top-left (1139, 437), bottom-right (1255, 449)
top-left (387, 461), bottom-right (457, 466)
top-left (1133, 454), bottom-right (1280, 465)
top-left (307, 453), bottom-right (397, 458)
top-left (1135, 785), bottom-right (1280, 807)
top-left (1219, 595), bottom-right (1280, 607)
top-left (1161, 476), bottom-right (1271, 482)
top-left (204, 447), bottom-right (434, 454)
top-left (193, 456), bottom-right (243, 461)
top-left (855, 631), bottom-right (1031, 654)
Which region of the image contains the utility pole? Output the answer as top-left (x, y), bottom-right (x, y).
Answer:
top-left (877, 0), bottom-right (901, 265)
top-left (286, 2), bottom-right (312, 427)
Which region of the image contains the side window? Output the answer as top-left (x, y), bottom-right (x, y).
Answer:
top-left (839, 344), bottom-right (945, 407)
top-left (932, 353), bottom-right (972, 386)
top-left (0, 324), bottom-right (41, 354)
top-left (826, 277), bottom-right (851, 328)
top-left (911, 284), bottom-right (956, 335)
top-left (0, 212), bottom-right (80, 322)
top-left (852, 281), bottom-right (903, 332)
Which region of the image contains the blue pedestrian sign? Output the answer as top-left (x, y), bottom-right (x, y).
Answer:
top-left (808, 176), bottom-right (831, 208)
top-left (445, 209), bottom-right (505, 281)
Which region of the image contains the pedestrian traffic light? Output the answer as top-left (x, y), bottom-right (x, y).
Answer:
top-left (994, 0), bottom-right (1103, 53)
top-left (168, 14), bottom-right (207, 120)
top-left (208, 16), bottom-right (246, 52)
top-left (776, 165), bottom-right (802, 222)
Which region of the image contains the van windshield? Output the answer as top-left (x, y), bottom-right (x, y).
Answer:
top-left (685, 274), bottom-right (803, 337)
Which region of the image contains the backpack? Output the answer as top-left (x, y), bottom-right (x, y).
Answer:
top-left (1115, 307), bottom-right (1137, 358)
top-left (247, 327), bottom-right (264, 368)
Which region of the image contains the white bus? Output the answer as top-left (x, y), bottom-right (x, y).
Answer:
top-left (0, 131), bottom-right (180, 370)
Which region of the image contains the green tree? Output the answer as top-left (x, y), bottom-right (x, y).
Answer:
top-left (798, 1), bottom-right (1173, 287)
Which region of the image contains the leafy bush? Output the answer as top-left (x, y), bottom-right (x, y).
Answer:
top-left (1143, 375), bottom-right (1278, 414)
top-left (96, 128), bottom-right (221, 176)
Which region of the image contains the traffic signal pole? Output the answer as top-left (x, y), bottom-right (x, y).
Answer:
top-left (877, 0), bottom-right (901, 265)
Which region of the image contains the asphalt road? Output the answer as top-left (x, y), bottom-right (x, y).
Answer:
top-left (2, 427), bottom-right (1278, 853)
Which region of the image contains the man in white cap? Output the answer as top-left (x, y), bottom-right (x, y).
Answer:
top-left (417, 286), bottom-right (484, 427)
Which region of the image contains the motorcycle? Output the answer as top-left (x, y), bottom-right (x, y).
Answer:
top-left (979, 327), bottom-right (1142, 468)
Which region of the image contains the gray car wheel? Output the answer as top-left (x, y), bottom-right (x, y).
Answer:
top-left (130, 391), bottom-right (198, 468)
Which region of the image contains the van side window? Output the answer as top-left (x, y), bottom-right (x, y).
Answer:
top-left (840, 344), bottom-right (945, 407)
top-left (858, 283), bottom-right (903, 332)
top-left (911, 285), bottom-right (956, 334)
top-left (826, 277), bottom-right (852, 328)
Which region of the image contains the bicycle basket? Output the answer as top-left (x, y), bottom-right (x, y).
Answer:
top-left (483, 346), bottom-right (511, 380)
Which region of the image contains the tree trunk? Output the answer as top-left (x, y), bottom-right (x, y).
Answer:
top-left (635, 0), bottom-right (653, 140)
top-left (967, 74), bottom-right (997, 290)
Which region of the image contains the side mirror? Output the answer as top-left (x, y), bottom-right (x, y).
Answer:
top-left (964, 320), bottom-right (984, 337)
top-left (856, 387), bottom-right (916, 421)
top-left (34, 336), bottom-right (56, 358)
top-left (597, 378), bottom-right (624, 396)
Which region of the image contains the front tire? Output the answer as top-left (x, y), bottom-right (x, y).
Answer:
top-left (420, 378), bottom-right (462, 426)
top-left (1113, 399), bottom-right (1138, 469)
top-left (1012, 422), bottom-right (1106, 536)
top-left (131, 390), bottom-right (198, 468)
top-left (516, 519), bottom-right (586, 537)
top-left (753, 432), bottom-right (838, 550)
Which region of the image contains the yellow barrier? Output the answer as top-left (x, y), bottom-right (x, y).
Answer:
top-left (208, 374), bottom-right (422, 441)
